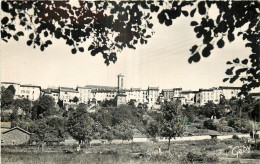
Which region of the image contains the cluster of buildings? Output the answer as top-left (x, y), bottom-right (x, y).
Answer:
top-left (1, 74), bottom-right (252, 108)
top-left (161, 87), bottom-right (241, 106)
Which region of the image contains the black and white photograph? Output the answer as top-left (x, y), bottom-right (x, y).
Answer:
top-left (1, 1), bottom-right (260, 163)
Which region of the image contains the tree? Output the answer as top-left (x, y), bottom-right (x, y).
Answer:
top-left (183, 105), bottom-right (197, 123)
top-left (1, 1), bottom-right (259, 94)
top-left (31, 119), bottom-right (49, 151)
top-left (101, 99), bottom-right (117, 107)
top-left (76, 103), bottom-right (87, 113)
top-left (6, 85), bottom-right (16, 95)
top-left (113, 122), bottom-right (134, 144)
top-left (72, 96), bottom-right (79, 104)
top-left (1, 89), bottom-right (14, 109)
top-left (146, 120), bottom-right (159, 141)
top-left (94, 126), bottom-right (114, 144)
top-left (13, 98), bottom-right (32, 118)
top-left (57, 99), bottom-right (64, 109)
top-left (45, 117), bottom-right (67, 144)
top-left (32, 95), bottom-right (56, 119)
top-left (159, 101), bottom-right (186, 150)
top-left (66, 106), bottom-right (96, 148)
top-left (91, 108), bottom-right (113, 127)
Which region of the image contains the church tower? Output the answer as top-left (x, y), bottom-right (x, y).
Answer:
top-left (117, 73), bottom-right (124, 92)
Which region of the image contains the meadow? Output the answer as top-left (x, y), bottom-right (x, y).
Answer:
top-left (2, 138), bottom-right (260, 164)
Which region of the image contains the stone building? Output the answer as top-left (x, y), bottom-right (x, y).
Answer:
top-left (1, 82), bottom-right (41, 101)
top-left (59, 87), bottom-right (80, 104)
top-left (76, 86), bottom-right (92, 104)
top-left (41, 88), bottom-right (59, 103)
top-left (161, 88), bottom-right (182, 102)
top-left (148, 87), bottom-right (159, 105)
top-left (1, 127), bottom-right (31, 145)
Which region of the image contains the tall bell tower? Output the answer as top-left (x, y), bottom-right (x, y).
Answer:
top-left (117, 73), bottom-right (124, 93)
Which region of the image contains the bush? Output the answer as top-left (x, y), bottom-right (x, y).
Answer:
top-left (185, 152), bottom-right (219, 163)
top-left (203, 119), bottom-right (217, 130)
top-left (232, 134), bottom-right (240, 140)
top-left (240, 151), bottom-right (260, 159)
top-left (217, 125), bottom-right (235, 133)
top-left (224, 147), bottom-right (231, 153)
top-left (228, 118), bottom-right (252, 133)
top-left (186, 152), bottom-right (204, 162)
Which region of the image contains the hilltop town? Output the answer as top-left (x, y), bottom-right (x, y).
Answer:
top-left (2, 74), bottom-right (255, 110)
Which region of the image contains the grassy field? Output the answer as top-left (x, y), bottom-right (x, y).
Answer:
top-left (2, 138), bottom-right (260, 164)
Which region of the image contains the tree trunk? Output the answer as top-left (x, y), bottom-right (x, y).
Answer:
top-left (77, 141), bottom-right (81, 152)
top-left (131, 140), bottom-right (133, 153)
top-left (41, 142), bottom-right (44, 152)
top-left (168, 137), bottom-right (171, 151)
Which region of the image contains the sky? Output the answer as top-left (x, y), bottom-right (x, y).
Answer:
top-left (1, 3), bottom-right (258, 92)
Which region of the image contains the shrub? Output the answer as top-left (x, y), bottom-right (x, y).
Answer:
top-left (232, 134), bottom-right (240, 140)
top-left (228, 118), bottom-right (252, 133)
top-left (240, 151), bottom-right (260, 159)
top-left (185, 152), bottom-right (219, 163)
top-left (217, 125), bottom-right (235, 133)
top-left (224, 147), bottom-right (231, 153)
top-left (204, 155), bottom-right (219, 163)
top-left (186, 152), bottom-right (203, 162)
top-left (203, 119), bottom-right (217, 130)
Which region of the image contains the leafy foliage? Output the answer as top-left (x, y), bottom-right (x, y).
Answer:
top-left (1, 89), bottom-right (15, 109)
top-left (31, 95), bottom-right (56, 119)
top-left (72, 96), bottom-right (79, 104)
top-left (227, 118), bottom-right (252, 133)
top-left (113, 122), bottom-right (134, 141)
top-left (182, 105), bottom-right (198, 122)
top-left (6, 85), bottom-right (16, 95)
top-left (67, 106), bottom-right (97, 145)
top-left (146, 101), bottom-right (186, 150)
top-left (13, 98), bottom-right (32, 118)
top-left (203, 119), bottom-right (217, 130)
top-left (1, 1), bottom-right (259, 94)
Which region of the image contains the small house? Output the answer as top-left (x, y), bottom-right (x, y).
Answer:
top-left (2, 127), bottom-right (31, 145)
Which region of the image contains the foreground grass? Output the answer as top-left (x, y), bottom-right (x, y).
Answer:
top-left (2, 139), bottom-right (260, 164)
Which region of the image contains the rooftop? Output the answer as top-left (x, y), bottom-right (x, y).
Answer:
top-left (85, 85), bottom-right (117, 90)
top-left (92, 89), bottom-right (117, 93)
top-left (148, 87), bottom-right (159, 90)
top-left (42, 88), bottom-right (59, 93)
top-left (60, 87), bottom-right (78, 93)
top-left (219, 86), bottom-right (241, 90)
top-left (2, 126), bottom-right (31, 135)
top-left (162, 88), bottom-right (182, 91)
top-left (199, 89), bottom-right (214, 92)
top-left (249, 92), bottom-right (260, 96)
top-left (182, 90), bottom-right (197, 94)
top-left (1, 82), bottom-right (19, 85)
top-left (20, 84), bottom-right (41, 89)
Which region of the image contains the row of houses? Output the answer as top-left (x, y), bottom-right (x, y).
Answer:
top-left (1, 81), bottom-right (160, 106)
top-left (161, 86), bottom-right (242, 106)
top-left (1, 74), bottom-right (257, 107)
